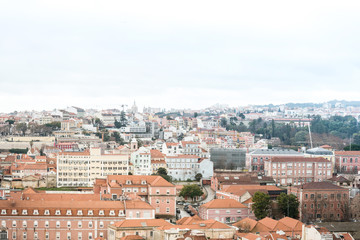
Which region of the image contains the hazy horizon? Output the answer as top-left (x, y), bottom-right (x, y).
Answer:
top-left (1, 0), bottom-right (360, 112)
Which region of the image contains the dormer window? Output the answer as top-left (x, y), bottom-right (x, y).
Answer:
top-left (22, 210), bottom-right (28, 215)
top-left (77, 210), bottom-right (83, 215)
top-left (109, 210), bottom-right (115, 216)
top-left (44, 210), bottom-right (50, 215)
top-left (119, 210), bottom-right (124, 216)
top-left (66, 210), bottom-right (72, 215)
top-left (126, 180), bottom-right (131, 184)
top-left (88, 210), bottom-right (93, 215)
top-left (141, 180), bottom-right (146, 185)
top-left (33, 210), bottom-right (39, 215)
top-left (55, 210), bottom-right (61, 215)
top-left (1, 210), bottom-right (6, 215)
top-left (99, 210), bottom-right (104, 216)
top-left (12, 209), bottom-right (17, 215)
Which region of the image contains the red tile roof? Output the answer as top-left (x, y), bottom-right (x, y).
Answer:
top-left (200, 199), bottom-right (247, 209)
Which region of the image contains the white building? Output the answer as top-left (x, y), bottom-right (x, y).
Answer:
top-left (57, 147), bottom-right (129, 187)
top-left (130, 147), bottom-right (152, 175)
top-left (198, 158), bottom-right (214, 179)
top-left (165, 155), bottom-right (200, 181)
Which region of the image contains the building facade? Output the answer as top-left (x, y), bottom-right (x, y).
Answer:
top-left (265, 157), bottom-right (332, 186)
top-left (57, 148), bottom-right (129, 187)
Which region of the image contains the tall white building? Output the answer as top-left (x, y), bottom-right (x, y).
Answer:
top-left (57, 147), bottom-right (129, 187)
top-left (165, 155), bottom-right (200, 181)
top-left (130, 147), bottom-right (152, 175)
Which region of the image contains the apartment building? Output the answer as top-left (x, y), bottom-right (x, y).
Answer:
top-left (93, 175), bottom-right (176, 217)
top-left (199, 199), bottom-right (253, 223)
top-left (130, 147), bottom-right (152, 175)
top-left (150, 149), bottom-right (167, 174)
top-left (334, 151), bottom-right (360, 174)
top-left (57, 148), bottom-right (129, 187)
top-left (246, 149), bottom-right (304, 172)
top-left (165, 155), bottom-right (200, 181)
top-left (265, 157), bottom-right (332, 186)
top-left (290, 182), bottom-right (350, 222)
top-left (0, 188), bottom-right (154, 240)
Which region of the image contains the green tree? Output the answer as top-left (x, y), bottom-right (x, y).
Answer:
top-left (344, 144), bottom-right (360, 151)
top-left (157, 167), bottom-right (168, 175)
top-left (120, 111), bottom-right (127, 127)
top-left (45, 121), bottom-right (61, 130)
top-left (155, 167), bottom-right (172, 182)
top-left (294, 131), bottom-right (308, 144)
top-left (5, 119), bottom-right (15, 125)
top-left (195, 173), bottom-right (202, 182)
top-left (114, 119), bottom-right (121, 128)
top-left (238, 113), bottom-right (245, 120)
top-left (112, 132), bottom-right (124, 145)
top-left (194, 112), bottom-right (198, 118)
top-left (220, 118), bottom-right (227, 128)
top-left (179, 184), bottom-right (204, 201)
top-left (252, 192), bottom-right (271, 219)
top-left (277, 193), bottom-right (299, 219)
top-left (16, 123), bottom-right (27, 136)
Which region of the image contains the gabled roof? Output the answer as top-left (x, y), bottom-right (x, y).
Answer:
top-left (295, 181), bottom-right (347, 190)
top-left (200, 199), bottom-right (247, 209)
top-left (176, 215), bottom-right (203, 225)
top-left (113, 219), bottom-right (172, 228)
top-left (258, 217), bottom-right (278, 230)
top-left (106, 175), bottom-right (175, 187)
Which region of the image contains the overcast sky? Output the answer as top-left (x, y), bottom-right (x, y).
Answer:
top-left (1, 0), bottom-right (360, 112)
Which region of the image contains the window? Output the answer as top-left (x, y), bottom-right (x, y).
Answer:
top-left (44, 210), bottom-right (50, 215)
top-left (167, 190), bottom-right (170, 195)
top-left (67, 232), bottom-right (71, 240)
top-left (12, 232), bottom-right (16, 239)
top-left (110, 210), bottom-right (115, 216)
top-left (156, 190), bottom-right (160, 194)
top-left (310, 194), bottom-right (314, 199)
top-left (66, 210), bottom-right (72, 215)
top-left (1, 209), bottom-right (6, 215)
top-left (99, 210), bottom-right (104, 215)
top-left (34, 221), bottom-right (38, 227)
top-left (226, 210), bottom-right (230, 214)
top-left (78, 221), bottom-right (82, 228)
top-left (166, 207), bottom-right (170, 213)
top-left (99, 221), bottom-right (104, 228)
top-left (45, 221), bottom-right (49, 228)
top-left (33, 210), bottom-right (39, 215)
top-left (89, 233), bottom-right (93, 239)
top-left (12, 209), bottom-right (17, 215)
top-left (23, 220), bottom-right (27, 227)
top-left (22, 209), bottom-right (27, 215)
top-left (23, 232), bottom-right (27, 239)
top-left (55, 210), bottom-right (61, 215)
top-left (56, 221), bottom-right (60, 228)
top-left (12, 220), bottom-right (16, 227)
top-left (100, 232), bottom-right (104, 237)
top-left (89, 221), bottom-right (93, 228)
top-left (1, 221), bottom-right (5, 228)
top-left (56, 232), bottom-right (60, 240)
top-left (156, 199), bottom-right (160, 204)
top-left (67, 221), bottom-right (71, 228)
top-left (45, 232), bottom-right (49, 239)
top-left (305, 194), bottom-right (308, 199)
top-left (34, 232), bottom-right (38, 239)
top-left (77, 210), bottom-right (83, 215)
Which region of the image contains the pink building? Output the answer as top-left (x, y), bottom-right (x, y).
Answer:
top-left (0, 188), bottom-right (154, 240)
top-left (199, 199), bottom-right (254, 223)
top-left (93, 175), bottom-right (176, 218)
top-left (265, 156), bottom-right (332, 186)
top-left (335, 151), bottom-right (360, 174)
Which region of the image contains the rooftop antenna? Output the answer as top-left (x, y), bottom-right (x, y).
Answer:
top-left (308, 122), bottom-right (313, 149)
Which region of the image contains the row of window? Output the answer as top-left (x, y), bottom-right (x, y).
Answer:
top-left (5, 220), bottom-right (105, 229)
top-left (1, 209), bottom-right (124, 216)
top-left (341, 157), bottom-right (359, 163)
top-left (11, 231), bottom-right (99, 240)
top-left (304, 193), bottom-right (348, 200)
